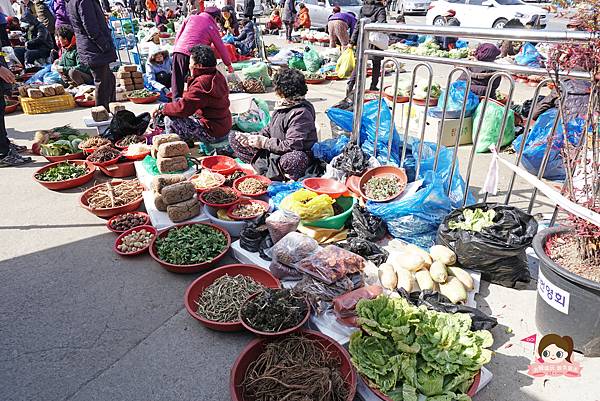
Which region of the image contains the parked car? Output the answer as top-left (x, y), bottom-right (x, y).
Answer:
top-left (235, 0), bottom-right (266, 17)
top-left (425, 0), bottom-right (548, 29)
top-left (304, 0), bottom-right (363, 29)
top-left (395, 0), bottom-right (431, 15)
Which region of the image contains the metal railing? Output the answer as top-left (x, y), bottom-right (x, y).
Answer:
top-left (350, 21), bottom-right (594, 221)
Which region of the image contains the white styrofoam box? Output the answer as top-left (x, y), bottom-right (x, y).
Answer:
top-left (142, 191), bottom-right (207, 230)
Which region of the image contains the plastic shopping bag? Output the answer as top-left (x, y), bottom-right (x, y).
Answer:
top-left (512, 108), bottom-right (585, 180)
top-left (312, 135), bottom-right (350, 162)
top-left (241, 62), bottom-right (272, 86)
top-left (428, 81), bottom-right (480, 118)
top-left (336, 48), bottom-right (355, 79)
top-left (280, 189), bottom-right (335, 221)
top-left (303, 46), bottom-right (323, 73)
top-left (472, 100), bottom-right (515, 153)
top-left (234, 98), bottom-right (271, 132)
top-left (515, 42), bottom-right (541, 68)
top-left (288, 54), bottom-right (306, 71)
top-left (268, 181), bottom-right (303, 209)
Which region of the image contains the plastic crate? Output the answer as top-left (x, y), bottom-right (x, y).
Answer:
top-left (20, 93), bottom-right (76, 115)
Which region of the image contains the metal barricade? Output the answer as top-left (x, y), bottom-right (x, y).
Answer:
top-left (350, 21), bottom-right (594, 219)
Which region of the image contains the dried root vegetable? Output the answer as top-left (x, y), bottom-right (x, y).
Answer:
top-left (86, 180), bottom-right (143, 209)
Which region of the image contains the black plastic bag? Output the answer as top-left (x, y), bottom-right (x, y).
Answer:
top-left (347, 206), bottom-right (387, 241)
top-left (332, 143), bottom-right (369, 176)
top-left (338, 237), bottom-right (388, 267)
top-left (102, 110), bottom-right (151, 142)
top-left (397, 289), bottom-right (498, 331)
top-left (239, 214), bottom-right (269, 253)
top-left (437, 203), bottom-right (538, 288)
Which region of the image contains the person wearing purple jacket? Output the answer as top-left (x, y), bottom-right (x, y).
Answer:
top-left (53, 0), bottom-right (70, 30)
top-left (66, 0), bottom-right (117, 111)
top-left (327, 7), bottom-right (356, 48)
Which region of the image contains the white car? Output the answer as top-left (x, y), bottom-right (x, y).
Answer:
top-left (426, 0), bottom-right (548, 29)
top-left (395, 0), bottom-right (431, 15)
top-left (303, 0), bottom-right (363, 29)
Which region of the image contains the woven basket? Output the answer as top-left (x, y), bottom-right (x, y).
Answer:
top-left (20, 94), bottom-right (76, 115)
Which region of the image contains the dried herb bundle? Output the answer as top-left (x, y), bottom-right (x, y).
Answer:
top-left (195, 274), bottom-right (265, 322)
top-left (242, 334), bottom-right (349, 401)
top-left (240, 288), bottom-right (308, 332)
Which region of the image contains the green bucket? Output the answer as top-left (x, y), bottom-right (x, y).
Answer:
top-left (303, 197), bottom-right (356, 230)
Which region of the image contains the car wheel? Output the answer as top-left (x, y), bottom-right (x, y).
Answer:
top-left (493, 18), bottom-right (508, 29)
top-left (433, 16), bottom-right (445, 26)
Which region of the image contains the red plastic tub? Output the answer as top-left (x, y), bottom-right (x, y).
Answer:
top-left (128, 93), bottom-right (160, 104)
top-left (239, 292), bottom-right (311, 337)
top-left (44, 152), bottom-right (85, 163)
top-left (149, 222), bottom-right (231, 274)
top-left (189, 172), bottom-right (226, 193)
top-left (123, 150), bottom-right (150, 161)
top-left (184, 264), bottom-right (281, 332)
top-left (230, 330), bottom-right (357, 401)
top-left (33, 160), bottom-right (96, 191)
top-left (227, 199), bottom-right (269, 220)
top-left (79, 181), bottom-right (144, 218)
top-left (87, 153), bottom-right (122, 168)
top-left (98, 160), bottom-right (136, 178)
top-left (303, 177), bottom-right (348, 199)
top-left (201, 155), bottom-right (238, 175)
top-left (413, 97), bottom-right (439, 107)
top-left (5, 100), bottom-right (19, 114)
top-left (198, 186), bottom-right (241, 208)
top-left (359, 166), bottom-right (408, 202)
top-left (75, 96), bottom-right (95, 107)
top-left (106, 211), bottom-right (150, 233)
top-left (233, 175), bottom-right (271, 197)
top-left (383, 86), bottom-right (409, 103)
top-left (113, 225), bottom-right (157, 256)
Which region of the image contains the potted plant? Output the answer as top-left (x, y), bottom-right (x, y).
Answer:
top-left (533, 0), bottom-right (600, 357)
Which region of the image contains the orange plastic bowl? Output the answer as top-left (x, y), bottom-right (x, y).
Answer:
top-left (79, 181), bottom-right (144, 218)
top-left (303, 177), bottom-right (348, 199)
top-left (227, 199), bottom-right (269, 220)
top-left (106, 211), bottom-right (150, 233)
top-left (128, 93), bottom-right (160, 104)
top-left (113, 225), bottom-right (157, 257)
top-left (189, 172), bottom-right (226, 193)
top-left (198, 186), bottom-right (241, 208)
top-left (184, 264), bottom-right (281, 332)
top-left (230, 330), bottom-right (357, 401)
top-left (201, 155), bottom-right (238, 175)
top-left (43, 152), bottom-right (85, 163)
top-left (233, 175), bottom-right (271, 197)
top-left (98, 160), bottom-right (136, 178)
top-left (359, 166), bottom-right (408, 203)
top-left (149, 222), bottom-right (231, 274)
top-left (33, 160), bottom-right (96, 191)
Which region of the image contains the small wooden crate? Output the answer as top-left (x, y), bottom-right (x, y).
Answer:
top-left (20, 93), bottom-right (76, 115)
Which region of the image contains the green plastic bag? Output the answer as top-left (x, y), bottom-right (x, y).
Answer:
top-left (472, 100), bottom-right (515, 153)
top-left (241, 62), bottom-right (272, 86)
top-left (288, 54), bottom-right (306, 71)
top-left (235, 98), bottom-right (271, 132)
top-left (304, 47), bottom-right (322, 73)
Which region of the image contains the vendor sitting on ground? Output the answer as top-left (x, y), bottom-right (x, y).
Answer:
top-left (54, 25), bottom-right (93, 87)
top-left (220, 5), bottom-right (239, 36)
top-left (145, 46), bottom-right (172, 96)
top-left (154, 8), bottom-right (168, 31)
top-left (264, 9), bottom-right (282, 34)
top-left (459, 43), bottom-right (501, 98)
top-left (234, 18), bottom-right (256, 56)
top-left (155, 45), bottom-right (231, 146)
top-left (229, 68), bottom-right (318, 181)
top-left (295, 3), bottom-right (311, 29)
top-left (14, 12), bottom-right (53, 67)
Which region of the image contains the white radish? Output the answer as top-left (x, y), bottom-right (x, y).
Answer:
top-left (447, 266), bottom-right (475, 291)
top-left (429, 245), bottom-right (457, 265)
top-left (429, 261), bottom-right (448, 283)
top-left (439, 276), bottom-right (468, 304)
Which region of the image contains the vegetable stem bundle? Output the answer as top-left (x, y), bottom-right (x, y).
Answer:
top-left (86, 180), bottom-right (142, 209)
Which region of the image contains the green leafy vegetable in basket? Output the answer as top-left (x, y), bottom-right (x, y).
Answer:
top-left (35, 162), bottom-right (88, 181)
top-left (155, 224), bottom-right (228, 265)
top-left (129, 89), bottom-right (156, 98)
top-left (448, 208), bottom-right (496, 232)
top-left (349, 295), bottom-right (493, 401)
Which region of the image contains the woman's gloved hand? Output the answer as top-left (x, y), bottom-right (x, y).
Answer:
top-left (247, 134), bottom-right (267, 149)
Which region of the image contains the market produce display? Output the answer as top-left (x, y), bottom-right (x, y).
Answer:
top-left (128, 89), bottom-right (156, 98)
top-left (34, 162), bottom-right (89, 182)
top-left (190, 170), bottom-right (225, 191)
top-left (109, 213), bottom-right (148, 232)
top-left (195, 274), bottom-right (265, 322)
top-left (241, 334), bottom-right (350, 401)
top-left (414, 80), bottom-right (442, 100)
top-left (390, 41), bottom-right (469, 59)
top-left (448, 208), bottom-right (496, 232)
top-left (117, 228), bottom-right (154, 254)
top-left (85, 180), bottom-right (143, 209)
top-left (224, 170), bottom-right (246, 186)
top-left (116, 135), bottom-right (146, 147)
top-left (123, 143), bottom-right (151, 157)
top-left (154, 224), bottom-right (228, 265)
top-left (298, 245), bottom-right (366, 284)
top-left (87, 145), bottom-right (121, 163)
top-left (240, 288), bottom-right (308, 333)
top-left (200, 187), bottom-right (240, 205)
top-left (236, 177), bottom-right (269, 195)
top-left (78, 137), bottom-right (111, 151)
top-left (364, 176), bottom-right (401, 201)
top-left (228, 201), bottom-right (267, 219)
top-left (35, 126), bottom-right (88, 156)
top-left (349, 295), bottom-right (493, 401)
top-left (280, 189), bottom-right (335, 221)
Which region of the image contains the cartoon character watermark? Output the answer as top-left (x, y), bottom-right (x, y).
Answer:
top-left (527, 334), bottom-right (582, 378)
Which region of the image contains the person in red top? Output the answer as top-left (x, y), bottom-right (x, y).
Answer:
top-left (146, 0), bottom-right (158, 20)
top-left (264, 9), bottom-right (282, 34)
top-left (155, 45), bottom-right (232, 146)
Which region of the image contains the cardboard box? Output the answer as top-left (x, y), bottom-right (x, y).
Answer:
top-left (131, 71), bottom-right (143, 78)
top-left (118, 78), bottom-right (133, 85)
top-left (116, 71), bottom-right (132, 79)
top-left (121, 65), bottom-right (138, 72)
top-left (133, 77), bottom-right (144, 85)
top-left (422, 116), bottom-right (473, 147)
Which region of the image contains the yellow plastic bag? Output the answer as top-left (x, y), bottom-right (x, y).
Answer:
top-left (280, 189), bottom-right (335, 221)
top-left (336, 48), bottom-right (355, 79)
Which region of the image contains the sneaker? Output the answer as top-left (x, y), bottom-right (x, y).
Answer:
top-left (0, 150), bottom-right (32, 167)
top-left (9, 142), bottom-right (27, 153)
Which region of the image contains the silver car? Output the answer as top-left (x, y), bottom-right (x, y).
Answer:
top-left (304, 0), bottom-right (363, 29)
top-left (395, 0), bottom-right (431, 14)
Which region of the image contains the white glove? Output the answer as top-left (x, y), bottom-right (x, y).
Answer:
top-left (248, 135), bottom-right (267, 149)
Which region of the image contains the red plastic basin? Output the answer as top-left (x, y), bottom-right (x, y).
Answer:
top-left (201, 155), bottom-right (238, 175)
top-left (233, 175), bottom-right (271, 197)
top-left (184, 264), bottom-right (281, 332)
top-left (198, 186), bottom-right (241, 208)
top-left (239, 292), bottom-right (311, 337)
top-left (98, 160), bottom-right (136, 178)
top-left (303, 177), bottom-right (348, 199)
top-left (87, 153), bottom-right (122, 168)
top-left (230, 330), bottom-right (357, 401)
top-left (149, 222), bottom-right (231, 274)
top-left (33, 160), bottom-right (96, 191)
top-left (359, 166), bottom-right (408, 203)
top-left (113, 225), bottom-right (157, 256)
top-left (227, 199), bottom-right (269, 221)
top-left (106, 211), bottom-right (150, 233)
top-left (79, 181), bottom-right (144, 219)
top-left (128, 94), bottom-right (160, 104)
top-left (44, 152), bottom-right (85, 163)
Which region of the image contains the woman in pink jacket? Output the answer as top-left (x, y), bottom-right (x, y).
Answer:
top-left (171, 6), bottom-right (234, 99)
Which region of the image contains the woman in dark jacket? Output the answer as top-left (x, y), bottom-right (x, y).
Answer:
top-left (14, 12), bottom-right (53, 66)
top-left (459, 43), bottom-right (501, 98)
top-left (156, 45), bottom-right (232, 146)
top-left (347, 0), bottom-right (387, 95)
top-left (66, 0), bottom-right (117, 111)
top-left (234, 19), bottom-right (256, 56)
top-left (230, 69), bottom-right (318, 180)
top-left (220, 5), bottom-right (239, 35)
